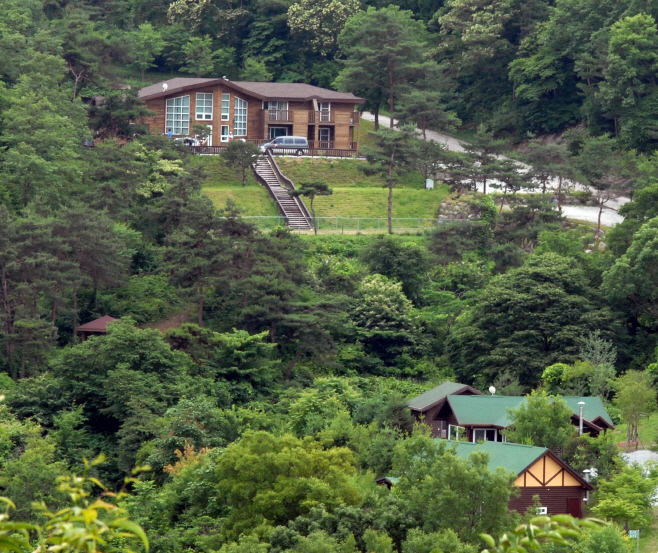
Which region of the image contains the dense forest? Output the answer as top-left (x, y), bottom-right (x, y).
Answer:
top-left (4, 0), bottom-right (658, 552)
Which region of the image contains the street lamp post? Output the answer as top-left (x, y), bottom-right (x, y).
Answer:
top-left (578, 401), bottom-right (585, 435)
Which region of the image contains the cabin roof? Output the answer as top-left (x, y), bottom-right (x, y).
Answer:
top-left (138, 78), bottom-right (364, 103)
top-left (446, 395), bottom-right (614, 428)
top-left (407, 382), bottom-right (481, 411)
top-left (76, 315), bottom-right (117, 333)
top-left (445, 440), bottom-right (547, 476)
top-left (443, 440), bottom-right (592, 488)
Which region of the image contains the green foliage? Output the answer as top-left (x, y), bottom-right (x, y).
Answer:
top-left (614, 370), bottom-right (656, 447)
top-left (212, 431), bottom-right (364, 538)
top-left (592, 464), bottom-right (656, 528)
top-left (446, 253), bottom-right (615, 386)
top-left (504, 391), bottom-right (576, 451)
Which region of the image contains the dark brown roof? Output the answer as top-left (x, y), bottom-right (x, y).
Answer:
top-left (77, 315), bottom-right (117, 333)
top-left (138, 78), bottom-right (363, 103)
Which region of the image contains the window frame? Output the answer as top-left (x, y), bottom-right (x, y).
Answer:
top-left (221, 93), bottom-right (230, 121)
top-left (234, 97), bottom-right (247, 136)
top-left (195, 93), bottom-right (213, 121)
top-left (165, 95), bottom-right (191, 135)
top-left (220, 125), bottom-right (229, 142)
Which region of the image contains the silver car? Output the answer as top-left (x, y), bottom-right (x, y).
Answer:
top-left (260, 136), bottom-right (308, 156)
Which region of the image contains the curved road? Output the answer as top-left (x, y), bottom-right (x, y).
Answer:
top-left (361, 113), bottom-right (627, 226)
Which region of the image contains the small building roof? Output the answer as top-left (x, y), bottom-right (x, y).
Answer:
top-left (447, 395), bottom-right (614, 429)
top-left (138, 78), bottom-right (364, 103)
top-left (76, 315), bottom-right (117, 333)
top-left (407, 382), bottom-right (481, 411)
top-left (445, 440), bottom-right (547, 476)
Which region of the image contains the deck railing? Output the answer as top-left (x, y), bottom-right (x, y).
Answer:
top-left (188, 145), bottom-right (361, 158)
top-left (308, 111), bottom-right (335, 123)
top-left (235, 216), bottom-right (452, 233)
top-left (266, 109), bottom-right (292, 122)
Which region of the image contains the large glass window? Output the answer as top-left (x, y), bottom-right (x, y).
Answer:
top-left (196, 93), bottom-right (213, 120)
top-left (221, 93), bottom-right (230, 121)
top-left (165, 95), bottom-right (190, 135)
top-left (234, 97), bottom-right (247, 136)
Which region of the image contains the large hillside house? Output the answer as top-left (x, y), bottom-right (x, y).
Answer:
top-left (378, 441), bottom-right (592, 517)
top-left (138, 78), bottom-right (364, 150)
top-left (408, 384), bottom-right (615, 441)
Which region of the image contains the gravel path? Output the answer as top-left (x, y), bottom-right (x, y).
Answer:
top-left (623, 449), bottom-right (658, 466)
top-left (361, 113), bottom-right (628, 226)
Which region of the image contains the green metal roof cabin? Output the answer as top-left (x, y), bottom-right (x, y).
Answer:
top-left (376, 440), bottom-right (592, 518)
top-left (407, 385), bottom-right (614, 441)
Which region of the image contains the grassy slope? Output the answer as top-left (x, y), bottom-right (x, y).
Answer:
top-left (194, 156), bottom-right (280, 216)
top-left (199, 118), bottom-right (449, 219)
top-left (611, 411), bottom-right (658, 450)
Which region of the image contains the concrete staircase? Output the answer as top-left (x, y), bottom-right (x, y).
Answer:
top-left (253, 156), bottom-right (313, 230)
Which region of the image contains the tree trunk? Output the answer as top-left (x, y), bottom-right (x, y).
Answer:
top-left (483, 177), bottom-right (487, 195)
top-left (374, 105), bottom-right (380, 131)
top-left (285, 349), bottom-right (302, 380)
top-left (596, 201), bottom-right (604, 243)
top-left (72, 287), bottom-right (79, 345)
top-left (557, 175), bottom-right (563, 211)
top-left (388, 58), bottom-right (395, 128)
top-left (311, 199), bottom-right (317, 235)
top-left (387, 183), bottom-right (393, 234)
top-left (20, 357), bottom-right (26, 380)
top-left (197, 285), bottom-right (204, 327)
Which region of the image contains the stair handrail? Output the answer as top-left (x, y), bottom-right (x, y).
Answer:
top-left (251, 160), bottom-right (285, 220)
top-left (266, 150), bottom-right (313, 228)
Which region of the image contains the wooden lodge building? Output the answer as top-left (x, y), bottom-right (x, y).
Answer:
top-left (408, 382), bottom-right (614, 441)
top-left (377, 441), bottom-right (593, 518)
top-left (138, 78), bottom-right (363, 150)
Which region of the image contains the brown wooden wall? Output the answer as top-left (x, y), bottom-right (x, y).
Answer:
top-left (508, 486), bottom-right (585, 517)
top-left (143, 87), bottom-right (359, 149)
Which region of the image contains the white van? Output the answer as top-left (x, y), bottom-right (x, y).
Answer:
top-left (260, 136), bottom-right (309, 156)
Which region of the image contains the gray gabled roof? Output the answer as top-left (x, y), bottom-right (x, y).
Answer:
top-left (138, 78), bottom-right (363, 103)
top-left (408, 382), bottom-right (479, 411)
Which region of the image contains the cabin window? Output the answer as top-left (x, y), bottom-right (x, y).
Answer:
top-left (234, 97), bottom-right (247, 136)
top-left (196, 93), bottom-right (213, 120)
top-left (269, 127), bottom-right (287, 139)
top-left (165, 95), bottom-right (190, 135)
top-left (221, 125), bottom-right (229, 142)
top-left (473, 428), bottom-right (501, 443)
top-left (221, 93), bottom-right (230, 121)
top-left (263, 101), bottom-right (288, 111)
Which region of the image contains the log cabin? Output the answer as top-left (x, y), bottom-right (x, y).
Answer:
top-left (138, 78), bottom-right (364, 150)
top-left (411, 393), bottom-right (614, 441)
top-left (446, 441), bottom-right (592, 517)
top-left (376, 441), bottom-right (593, 518)
top-left (408, 381), bottom-right (482, 438)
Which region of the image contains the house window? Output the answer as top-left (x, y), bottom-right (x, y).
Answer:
top-left (165, 95), bottom-right (190, 135)
top-left (234, 97), bottom-right (247, 136)
top-left (263, 101), bottom-right (288, 111)
top-left (221, 125), bottom-right (229, 142)
top-left (221, 93), bottom-right (230, 121)
top-left (473, 428), bottom-right (498, 443)
top-left (196, 93), bottom-right (213, 120)
top-left (319, 102), bottom-right (331, 122)
top-left (269, 127), bottom-right (288, 139)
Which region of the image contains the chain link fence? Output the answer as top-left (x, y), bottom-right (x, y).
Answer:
top-left (240, 217), bottom-right (451, 234)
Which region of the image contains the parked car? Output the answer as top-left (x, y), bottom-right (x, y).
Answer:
top-left (173, 136), bottom-right (200, 146)
top-left (259, 136), bottom-right (308, 156)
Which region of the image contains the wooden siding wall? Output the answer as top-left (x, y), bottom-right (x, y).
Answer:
top-left (508, 487), bottom-right (585, 517)
top-left (515, 455), bottom-right (582, 487)
top-left (143, 88), bottom-right (358, 149)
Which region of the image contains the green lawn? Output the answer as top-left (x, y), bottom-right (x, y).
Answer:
top-left (197, 129), bottom-right (450, 220)
top-left (312, 186), bottom-right (449, 218)
top-left (611, 411), bottom-right (658, 450)
top-left (198, 156), bottom-right (280, 216)
top-left (277, 157), bottom-right (426, 189)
